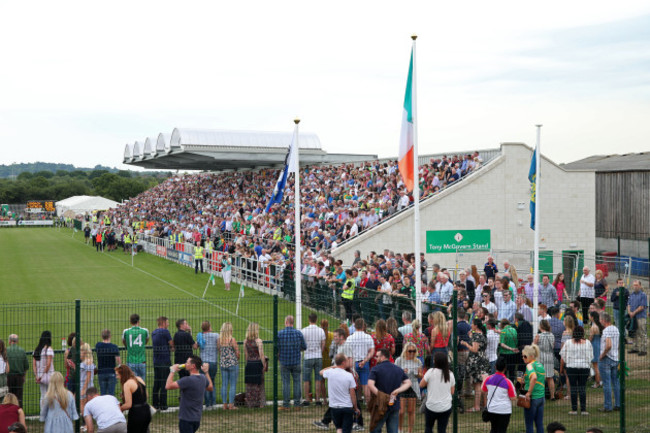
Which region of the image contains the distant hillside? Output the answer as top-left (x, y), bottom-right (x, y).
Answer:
top-left (0, 162), bottom-right (170, 178)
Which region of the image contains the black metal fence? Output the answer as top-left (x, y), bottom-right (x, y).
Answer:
top-left (2, 289), bottom-right (648, 433)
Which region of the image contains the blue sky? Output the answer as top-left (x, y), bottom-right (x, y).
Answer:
top-left (0, 1), bottom-right (648, 170)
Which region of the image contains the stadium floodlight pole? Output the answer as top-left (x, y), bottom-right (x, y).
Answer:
top-left (532, 125), bottom-right (542, 335)
top-left (293, 117), bottom-right (302, 329)
top-left (412, 34), bottom-right (423, 323)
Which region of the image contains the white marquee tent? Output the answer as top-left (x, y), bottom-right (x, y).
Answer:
top-left (55, 195), bottom-right (119, 216)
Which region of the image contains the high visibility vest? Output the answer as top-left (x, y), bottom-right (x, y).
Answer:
top-left (194, 246), bottom-right (204, 260)
top-left (104, 216), bottom-right (110, 225)
top-left (124, 234), bottom-right (131, 244)
top-left (205, 243), bottom-right (213, 254)
top-left (341, 278), bottom-right (355, 300)
top-left (274, 227), bottom-right (282, 241)
top-left (169, 234), bottom-right (175, 245)
top-left (92, 216), bottom-right (97, 223)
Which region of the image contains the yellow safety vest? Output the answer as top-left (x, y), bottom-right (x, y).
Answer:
top-left (124, 234), bottom-right (131, 244)
top-left (169, 234), bottom-right (175, 245)
top-left (341, 278), bottom-right (355, 300)
top-left (194, 246), bottom-right (204, 260)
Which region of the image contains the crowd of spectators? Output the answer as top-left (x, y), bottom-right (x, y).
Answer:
top-left (99, 152), bottom-right (484, 270)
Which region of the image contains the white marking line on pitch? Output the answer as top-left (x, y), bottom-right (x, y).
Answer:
top-left (103, 251), bottom-right (272, 336)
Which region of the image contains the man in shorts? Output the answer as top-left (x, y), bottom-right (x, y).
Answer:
top-left (301, 312), bottom-right (325, 406)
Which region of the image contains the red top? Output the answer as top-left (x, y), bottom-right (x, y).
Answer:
top-left (0, 404), bottom-right (20, 433)
top-left (370, 333), bottom-right (395, 368)
top-left (432, 329), bottom-right (450, 348)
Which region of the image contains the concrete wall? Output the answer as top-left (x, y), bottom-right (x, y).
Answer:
top-left (332, 142), bottom-right (596, 273)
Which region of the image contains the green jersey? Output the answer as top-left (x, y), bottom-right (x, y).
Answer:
top-left (525, 360), bottom-right (546, 399)
top-left (498, 325), bottom-right (518, 355)
top-left (122, 326), bottom-right (149, 363)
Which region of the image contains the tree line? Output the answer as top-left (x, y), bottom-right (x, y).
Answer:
top-left (0, 169), bottom-right (170, 204)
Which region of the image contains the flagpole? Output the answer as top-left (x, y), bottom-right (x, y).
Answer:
top-left (293, 118), bottom-right (302, 329)
top-left (532, 125), bottom-right (542, 334)
top-left (411, 35), bottom-right (423, 323)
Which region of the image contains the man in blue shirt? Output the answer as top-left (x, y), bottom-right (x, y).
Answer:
top-left (367, 349), bottom-right (411, 433)
top-left (278, 315), bottom-right (307, 409)
top-left (152, 316), bottom-right (173, 410)
top-left (455, 309), bottom-right (471, 411)
top-left (484, 256), bottom-right (498, 280)
top-left (627, 280), bottom-right (647, 356)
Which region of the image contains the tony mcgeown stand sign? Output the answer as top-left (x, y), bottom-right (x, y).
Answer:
top-left (426, 229), bottom-right (491, 253)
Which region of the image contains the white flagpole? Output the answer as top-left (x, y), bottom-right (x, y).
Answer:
top-left (293, 118), bottom-right (302, 329)
top-left (412, 35), bottom-right (422, 323)
top-left (532, 125), bottom-right (542, 334)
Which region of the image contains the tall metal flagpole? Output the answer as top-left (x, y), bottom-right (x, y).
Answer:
top-left (532, 125), bottom-right (542, 334)
top-left (294, 118), bottom-right (302, 329)
top-left (412, 35), bottom-right (422, 323)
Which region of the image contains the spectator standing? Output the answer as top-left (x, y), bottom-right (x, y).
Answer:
top-left (95, 330), bottom-right (120, 397)
top-left (83, 387), bottom-right (127, 433)
top-left (196, 320), bottom-right (219, 409)
top-left (347, 318), bottom-right (375, 403)
top-left (534, 320), bottom-right (556, 400)
top-left (552, 273), bottom-right (569, 305)
top-left (559, 326), bottom-right (592, 415)
top-left (173, 319), bottom-right (197, 379)
top-left (539, 276), bottom-right (558, 308)
top-left (610, 278), bottom-right (629, 328)
top-left (498, 320), bottom-right (518, 382)
top-left (321, 319), bottom-right (334, 369)
top-left (482, 357), bottom-right (516, 433)
top-left (486, 319), bottom-right (500, 373)
top-left (122, 314), bottom-right (149, 381)
top-left (404, 319), bottom-right (428, 365)
top-left (517, 295), bottom-right (533, 323)
top-left (588, 311), bottom-right (603, 388)
top-left (33, 330), bottom-right (54, 400)
top-left (115, 365), bottom-right (151, 432)
top-left (0, 394), bottom-right (25, 433)
top-left (598, 312), bottom-right (620, 412)
top-left (578, 267), bottom-right (595, 323)
top-left (454, 309), bottom-right (471, 405)
top-left (6, 335), bottom-right (27, 408)
top-left (152, 316), bottom-right (173, 410)
top-left (419, 352), bottom-right (455, 433)
top-left (394, 343), bottom-right (422, 433)
top-left (437, 274), bottom-right (454, 306)
top-left (430, 311), bottom-right (450, 357)
top-left (166, 355), bottom-right (213, 433)
top-left (368, 348), bottom-right (411, 433)
top-left (518, 344), bottom-right (546, 433)
top-left (593, 270), bottom-right (608, 300)
top-left (484, 257), bottom-right (498, 281)
top-left (39, 372), bottom-right (79, 433)
top-left (218, 322), bottom-right (240, 410)
top-left (371, 319), bottom-right (395, 369)
top-left (302, 313), bottom-right (326, 406)
top-left (79, 343), bottom-right (96, 413)
top-left (462, 318), bottom-right (491, 412)
top-left (278, 315), bottom-right (306, 410)
top-left (548, 307), bottom-right (565, 360)
top-left (244, 322), bottom-right (266, 408)
top-left (398, 312), bottom-right (413, 337)
top-left (321, 353), bottom-right (360, 433)
top-left (627, 280), bottom-right (648, 356)
top-left (386, 317), bottom-right (403, 357)
top-left (495, 289), bottom-right (516, 322)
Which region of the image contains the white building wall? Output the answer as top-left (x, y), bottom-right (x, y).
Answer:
top-left (332, 142), bottom-right (596, 274)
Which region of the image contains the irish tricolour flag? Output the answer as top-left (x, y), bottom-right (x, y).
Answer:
top-left (399, 49), bottom-right (415, 192)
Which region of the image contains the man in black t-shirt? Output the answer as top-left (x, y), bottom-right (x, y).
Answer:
top-left (173, 319), bottom-right (197, 379)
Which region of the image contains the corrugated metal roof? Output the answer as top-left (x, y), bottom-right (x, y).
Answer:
top-left (561, 152), bottom-right (650, 172)
top-left (169, 128), bottom-right (321, 150)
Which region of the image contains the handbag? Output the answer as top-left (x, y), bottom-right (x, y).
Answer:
top-left (516, 394), bottom-right (530, 409)
top-left (482, 375), bottom-right (505, 423)
top-left (419, 390), bottom-right (428, 414)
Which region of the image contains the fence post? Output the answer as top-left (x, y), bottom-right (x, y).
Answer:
top-left (75, 299), bottom-right (81, 433)
top-left (619, 291), bottom-right (626, 433)
top-left (617, 236), bottom-right (621, 278)
top-left (451, 291), bottom-right (458, 433)
top-left (273, 294), bottom-right (278, 433)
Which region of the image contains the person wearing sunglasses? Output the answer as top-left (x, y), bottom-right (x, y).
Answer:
top-left (518, 344), bottom-right (546, 433)
top-left (395, 343), bottom-right (422, 433)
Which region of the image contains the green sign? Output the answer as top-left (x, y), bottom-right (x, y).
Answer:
top-left (426, 230), bottom-right (491, 253)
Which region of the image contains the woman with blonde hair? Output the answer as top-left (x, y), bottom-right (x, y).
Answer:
top-left (395, 342), bottom-right (422, 433)
top-left (79, 343), bottom-right (95, 413)
top-left (0, 394), bottom-right (25, 433)
top-left (115, 364), bottom-right (151, 432)
top-left (518, 344), bottom-right (546, 433)
top-left (430, 311), bottom-right (450, 359)
top-left (404, 319), bottom-right (428, 365)
top-left (244, 322), bottom-right (266, 408)
top-left (39, 372), bottom-right (78, 433)
top-left (219, 322), bottom-right (240, 409)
